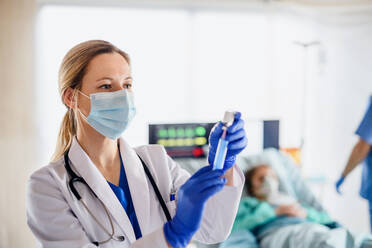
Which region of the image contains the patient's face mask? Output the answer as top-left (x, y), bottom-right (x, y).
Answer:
top-left (76, 89), bottom-right (136, 140)
top-left (257, 175), bottom-right (279, 198)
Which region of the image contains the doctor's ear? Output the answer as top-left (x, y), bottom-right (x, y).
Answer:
top-left (63, 87), bottom-right (77, 109)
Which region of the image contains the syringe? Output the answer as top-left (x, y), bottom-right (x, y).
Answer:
top-left (213, 111), bottom-right (236, 170)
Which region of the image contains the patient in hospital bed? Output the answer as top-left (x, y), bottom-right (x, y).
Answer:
top-left (235, 164), bottom-right (342, 247)
top-left (219, 149), bottom-right (372, 248)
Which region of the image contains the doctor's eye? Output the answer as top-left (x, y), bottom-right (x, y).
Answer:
top-left (124, 84), bottom-right (132, 89)
top-left (99, 84), bottom-right (111, 89)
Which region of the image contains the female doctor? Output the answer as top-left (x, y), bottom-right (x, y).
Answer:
top-left (26, 40), bottom-right (247, 248)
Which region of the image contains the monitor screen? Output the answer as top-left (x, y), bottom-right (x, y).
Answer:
top-left (149, 123), bottom-right (215, 158)
top-left (263, 120), bottom-right (280, 150)
top-left (149, 120), bottom-right (280, 158)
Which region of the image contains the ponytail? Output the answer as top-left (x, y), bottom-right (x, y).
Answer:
top-left (51, 108), bottom-right (76, 162)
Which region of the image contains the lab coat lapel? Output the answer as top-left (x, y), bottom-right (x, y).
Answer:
top-left (118, 137), bottom-right (150, 234)
top-left (68, 137), bottom-right (136, 243)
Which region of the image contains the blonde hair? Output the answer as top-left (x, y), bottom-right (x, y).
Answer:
top-left (51, 40), bottom-right (130, 162)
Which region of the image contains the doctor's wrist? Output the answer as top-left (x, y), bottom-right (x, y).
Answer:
top-left (223, 166), bottom-right (234, 186)
top-left (163, 217), bottom-right (194, 248)
top-left (341, 172), bottom-right (347, 178)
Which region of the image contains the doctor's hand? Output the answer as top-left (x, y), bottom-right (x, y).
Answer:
top-left (208, 112), bottom-right (248, 172)
top-left (335, 176), bottom-right (345, 194)
top-left (163, 166), bottom-right (226, 248)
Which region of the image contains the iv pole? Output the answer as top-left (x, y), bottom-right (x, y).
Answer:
top-left (292, 41), bottom-right (321, 166)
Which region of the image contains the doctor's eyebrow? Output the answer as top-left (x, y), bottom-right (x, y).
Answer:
top-left (96, 76), bottom-right (133, 82)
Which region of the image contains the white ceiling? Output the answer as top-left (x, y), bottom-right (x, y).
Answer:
top-left (36, 0), bottom-right (372, 7)
top-left (35, 0), bottom-right (372, 18)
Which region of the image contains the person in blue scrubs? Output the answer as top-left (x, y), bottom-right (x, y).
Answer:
top-left (336, 95), bottom-right (372, 230)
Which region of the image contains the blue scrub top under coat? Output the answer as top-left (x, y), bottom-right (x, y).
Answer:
top-left (107, 146), bottom-right (142, 239)
top-left (356, 95), bottom-right (372, 199)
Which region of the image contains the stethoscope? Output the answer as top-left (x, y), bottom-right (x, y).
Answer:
top-left (64, 149), bottom-right (172, 246)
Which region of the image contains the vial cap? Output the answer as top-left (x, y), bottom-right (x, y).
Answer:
top-left (222, 111), bottom-right (236, 127)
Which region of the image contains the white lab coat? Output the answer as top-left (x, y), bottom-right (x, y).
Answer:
top-left (27, 137), bottom-right (244, 248)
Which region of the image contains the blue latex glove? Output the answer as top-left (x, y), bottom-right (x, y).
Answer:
top-left (208, 112), bottom-right (248, 172)
top-left (163, 166), bottom-right (226, 248)
top-left (336, 176), bottom-right (345, 194)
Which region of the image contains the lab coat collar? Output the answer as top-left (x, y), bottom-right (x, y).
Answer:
top-left (68, 136), bottom-right (148, 243)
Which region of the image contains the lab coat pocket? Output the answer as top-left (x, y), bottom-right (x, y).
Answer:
top-left (165, 200), bottom-right (177, 218)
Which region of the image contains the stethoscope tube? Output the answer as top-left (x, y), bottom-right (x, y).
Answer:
top-left (64, 150), bottom-right (125, 246)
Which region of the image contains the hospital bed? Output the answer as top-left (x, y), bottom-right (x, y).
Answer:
top-left (175, 148), bottom-right (372, 248)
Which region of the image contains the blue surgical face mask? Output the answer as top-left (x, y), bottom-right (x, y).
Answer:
top-left (77, 89), bottom-right (136, 140)
top-left (258, 176), bottom-right (279, 198)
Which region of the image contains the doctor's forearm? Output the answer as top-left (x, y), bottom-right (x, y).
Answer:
top-left (223, 165), bottom-right (234, 186)
top-left (343, 139), bottom-right (371, 177)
